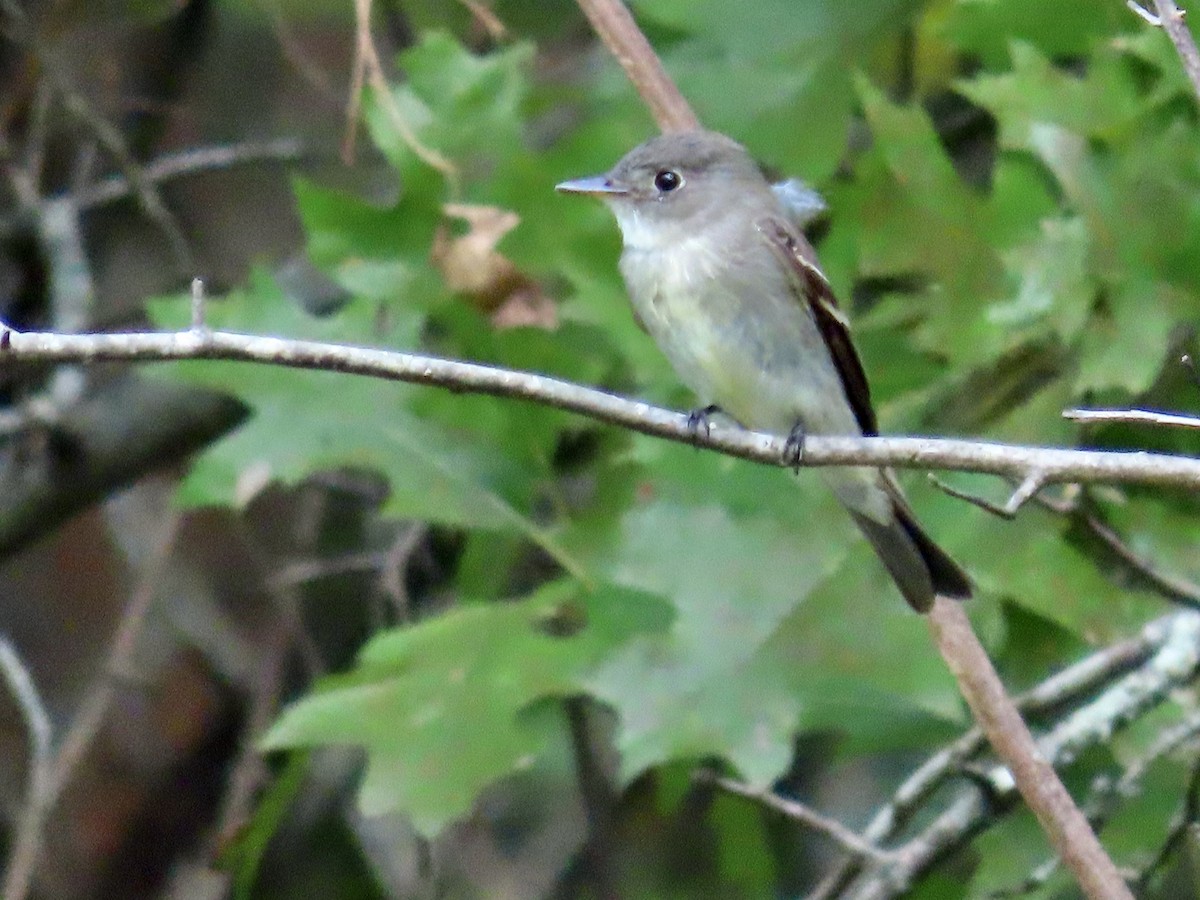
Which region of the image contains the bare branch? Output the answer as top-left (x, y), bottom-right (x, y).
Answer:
top-left (267, 550), bottom-right (390, 590)
top-left (0, 637), bottom-right (52, 900)
top-left (927, 474), bottom-right (1019, 519)
top-left (842, 611), bottom-right (1200, 899)
top-left (1004, 471), bottom-right (1048, 515)
top-left (73, 138), bottom-right (308, 210)
top-left (573, 0), bottom-right (700, 132)
top-left (705, 773), bottom-right (894, 863)
top-left (1128, 0), bottom-right (1164, 25)
top-left (1025, 486), bottom-right (1200, 608)
top-left (1064, 407), bottom-right (1200, 430)
top-left (190, 277), bottom-right (207, 331)
top-left (379, 523), bottom-right (428, 622)
top-left (1144, 0), bottom-right (1200, 106)
top-left (921, 599), bottom-right (1134, 900)
top-left (346, 0), bottom-right (458, 183)
top-left (1081, 513), bottom-right (1200, 607)
top-left (2, 324), bottom-right (1200, 494)
top-left (812, 621), bottom-right (1163, 900)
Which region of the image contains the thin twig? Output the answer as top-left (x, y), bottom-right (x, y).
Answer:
top-left (1147, 0), bottom-right (1200, 105)
top-left (932, 474), bottom-right (1200, 609)
top-left (1032, 486), bottom-right (1200, 607)
top-left (345, 0), bottom-right (458, 184)
top-left (0, 638), bottom-right (53, 900)
top-left (267, 550), bottom-right (390, 589)
top-left (706, 773), bottom-right (894, 863)
top-left (927, 474), bottom-right (1020, 519)
top-left (1128, 0), bottom-right (1164, 26)
top-left (0, 0), bottom-right (196, 274)
top-left (1064, 407), bottom-right (1200, 430)
top-left (1004, 471), bottom-right (1048, 515)
top-left (1081, 512), bottom-right (1200, 607)
top-left (72, 138), bottom-right (308, 211)
top-left (190, 277), bottom-right (207, 331)
top-left (3, 324), bottom-right (1200, 492)
top-left (379, 523), bottom-right (427, 622)
top-left (1, 511), bottom-right (181, 900)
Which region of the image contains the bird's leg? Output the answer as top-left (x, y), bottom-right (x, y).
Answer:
top-left (686, 404), bottom-right (723, 446)
top-left (783, 420), bottom-right (807, 473)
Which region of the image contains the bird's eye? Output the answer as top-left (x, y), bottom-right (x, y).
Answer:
top-left (654, 170), bottom-right (682, 192)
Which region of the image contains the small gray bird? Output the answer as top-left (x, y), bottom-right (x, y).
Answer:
top-left (557, 129), bottom-right (970, 611)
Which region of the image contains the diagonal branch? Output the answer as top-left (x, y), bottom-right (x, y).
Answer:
top-left (841, 610), bottom-right (1200, 900)
top-left (574, 0), bottom-right (699, 131)
top-left (920, 600), bottom-right (1133, 900)
top-left (1147, 1), bottom-right (1200, 104)
top-left (811, 622), bottom-right (1160, 899)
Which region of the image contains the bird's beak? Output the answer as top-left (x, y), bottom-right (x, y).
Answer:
top-left (555, 176), bottom-right (628, 197)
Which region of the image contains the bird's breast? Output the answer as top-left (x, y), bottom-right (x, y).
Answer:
top-left (617, 235), bottom-right (863, 439)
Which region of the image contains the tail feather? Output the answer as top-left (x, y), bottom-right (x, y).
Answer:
top-left (848, 472), bottom-right (972, 612)
top-left (894, 503), bottom-right (972, 601)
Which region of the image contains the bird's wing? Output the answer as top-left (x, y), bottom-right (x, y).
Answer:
top-left (755, 216), bottom-right (878, 436)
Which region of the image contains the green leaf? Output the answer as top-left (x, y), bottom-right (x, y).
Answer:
top-left (262, 580), bottom-right (671, 835)
top-left (562, 448), bottom-right (961, 788)
top-left (1076, 279), bottom-right (1178, 395)
top-left (990, 216), bottom-right (1096, 343)
top-left (956, 41), bottom-right (1144, 149)
top-left (937, 0), bottom-right (1127, 66)
top-left (630, 0), bottom-right (923, 177)
top-left (146, 275), bottom-right (585, 575)
top-left (369, 32), bottom-right (534, 171)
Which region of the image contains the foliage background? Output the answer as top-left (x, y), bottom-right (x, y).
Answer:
top-left (3, 0), bottom-right (1200, 897)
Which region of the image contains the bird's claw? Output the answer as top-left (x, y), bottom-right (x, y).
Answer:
top-left (686, 404), bottom-right (722, 447)
top-left (783, 421), bottom-right (806, 473)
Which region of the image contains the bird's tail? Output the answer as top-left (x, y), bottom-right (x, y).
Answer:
top-left (839, 471), bottom-right (972, 612)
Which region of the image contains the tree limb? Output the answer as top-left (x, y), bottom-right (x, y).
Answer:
top-left (841, 611), bottom-right (1200, 899)
top-left (1146, 0), bottom-right (1200, 104)
top-left (0, 372), bottom-right (247, 555)
top-left (573, 0), bottom-right (700, 131)
top-left (1064, 407), bottom-right (1200, 430)
top-left (1, 323), bottom-right (1199, 493)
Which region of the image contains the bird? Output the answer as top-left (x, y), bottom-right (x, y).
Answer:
top-left (557, 129), bottom-right (971, 611)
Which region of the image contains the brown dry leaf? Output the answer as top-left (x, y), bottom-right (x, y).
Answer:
top-left (432, 203), bottom-right (557, 330)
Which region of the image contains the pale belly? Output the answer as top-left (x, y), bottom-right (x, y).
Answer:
top-left (620, 244), bottom-right (861, 438)
top-left (619, 241), bottom-right (893, 524)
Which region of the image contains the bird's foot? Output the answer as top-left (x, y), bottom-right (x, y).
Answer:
top-left (686, 404), bottom-right (723, 447)
top-left (783, 420), bottom-right (806, 473)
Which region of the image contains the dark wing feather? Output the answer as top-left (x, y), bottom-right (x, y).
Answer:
top-left (755, 216), bottom-right (878, 436)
